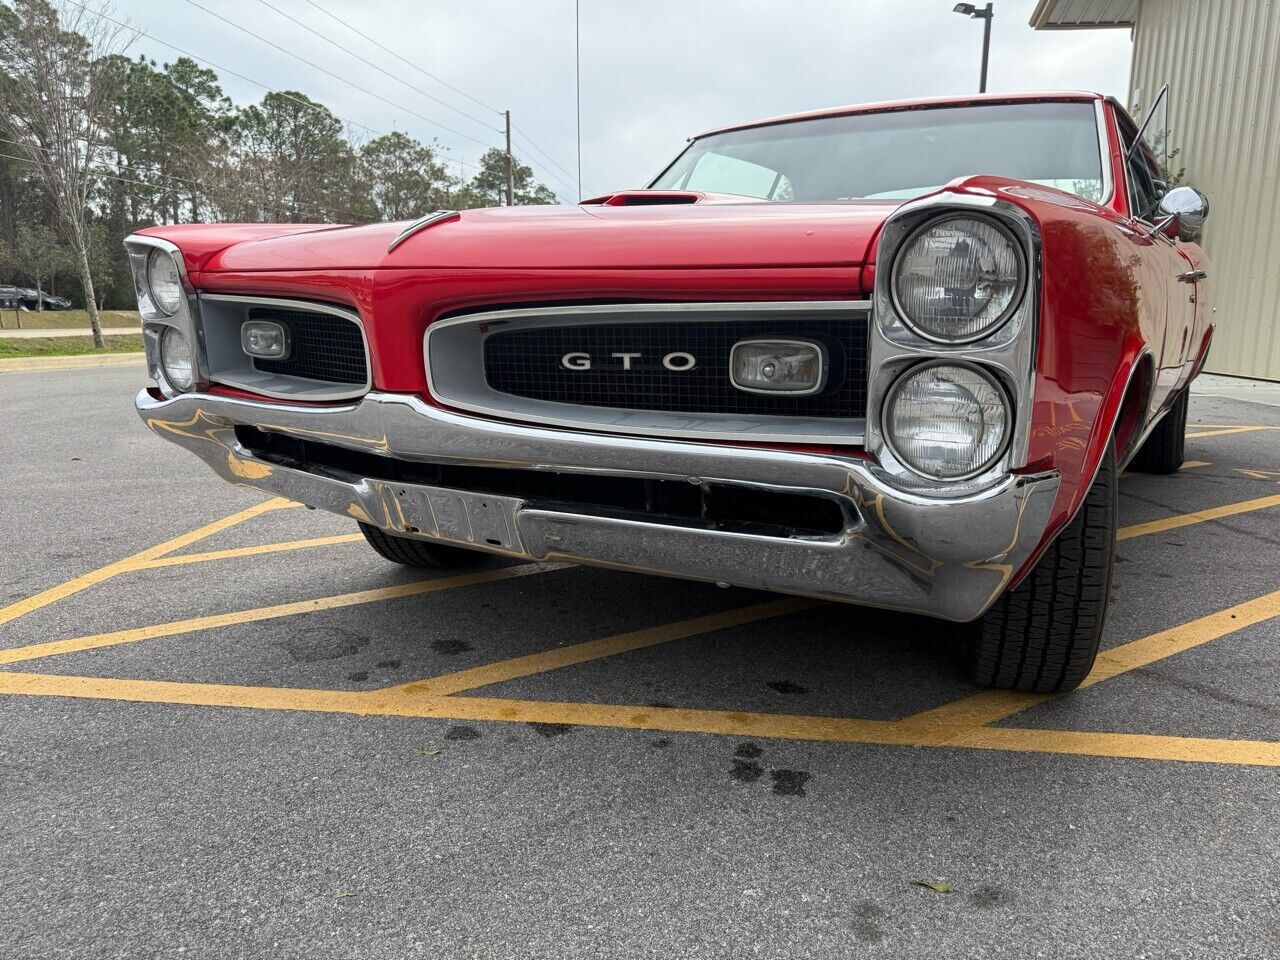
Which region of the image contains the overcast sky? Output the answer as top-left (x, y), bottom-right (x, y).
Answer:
top-left (106, 0), bottom-right (1133, 203)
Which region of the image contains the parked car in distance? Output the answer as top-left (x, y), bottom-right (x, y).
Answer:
top-left (15, 287), bottom-right (71, 310)
top-left (127, 91), bottom-right (1212, 693)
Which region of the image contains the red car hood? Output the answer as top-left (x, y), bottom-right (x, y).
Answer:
top-left (151, 202), bottom-right (897, 274)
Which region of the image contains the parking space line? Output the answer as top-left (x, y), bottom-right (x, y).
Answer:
top-left (1, 671), bottom-right (1274, 766)
top-left (139, 533), bottom-right (365, 569)
top-left (1186, 425), bottom-right (1275, 439)
top-left (0, 564), bottom-right (562, 665)
top-left (950, 727), bottom-right (1280, 766)
top-left (0, 497), bottom-right (297, 627)
top-left (898, 586), bottom-right (1280, 732)
top-left (1116, 492), bottom-right (1280, 540)
top-left (382, 597), bottom-right (823, 697)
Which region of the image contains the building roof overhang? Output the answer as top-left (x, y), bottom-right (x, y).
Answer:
top-left (1029, 0), bottom-right (1136, 29)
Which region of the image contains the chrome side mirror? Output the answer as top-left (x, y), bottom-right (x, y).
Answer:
top-left (1154, 186), bottom-right (1209, 242)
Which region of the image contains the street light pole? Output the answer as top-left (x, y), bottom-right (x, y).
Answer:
top-left (954, 3), bottom-right (994, 93)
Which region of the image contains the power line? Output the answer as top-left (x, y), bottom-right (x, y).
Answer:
top-left (61, 1), bottom-right (483, 176)
top-left (509, 146), bottom-right (577, 200)
top-left (181, 0), bottom-right (499, 152)
top-left (294, 0), bottom-right (576, 204)
top-left (511, 124), bottom-right (577, 185)
top-left (300, 0), bottom-right (503, 116)
top-left (250, 0), bottom-right (502, 136)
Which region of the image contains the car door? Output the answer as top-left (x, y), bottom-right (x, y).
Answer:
top-left (1115, 104), bottom-right (1195, 403)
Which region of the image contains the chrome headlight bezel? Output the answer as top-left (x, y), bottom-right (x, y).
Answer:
top-left (880, 358), bottom-right (1014, 482)
top-left (124, 234), bottom-right (206, 397)
top-left (889, 212), bottom-right (1028, 345)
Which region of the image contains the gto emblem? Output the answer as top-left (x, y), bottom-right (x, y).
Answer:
top-left (561, 351), bottom-right (696, 372)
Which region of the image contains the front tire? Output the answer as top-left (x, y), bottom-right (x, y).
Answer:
top-left (1128, 388), bottom-right (1188, 474)
top-left (964, 443), bottom-right (1117, 693)
top-left (358, 523), bottom-right (489, 569)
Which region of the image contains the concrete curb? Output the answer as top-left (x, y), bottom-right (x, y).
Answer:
top-left (0, 352), bottom-right (146, 374)
top-left (0, 326), bottom-right (140, 340)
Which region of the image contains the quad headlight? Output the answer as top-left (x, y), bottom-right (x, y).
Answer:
top-left (883, 361), bottom-right (1011, 480)
top-left (146, 248), bottom-right (184, 316)
top-left (891, 214), bottom-right (1024, 342)
top-left (159, 325), bottom-right (196, 392)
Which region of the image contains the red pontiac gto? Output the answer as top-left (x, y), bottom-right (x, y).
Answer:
top-left (129, 91), bottom-right (1212, 693)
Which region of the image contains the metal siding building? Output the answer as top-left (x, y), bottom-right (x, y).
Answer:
top-left (1033, 0), bottom-right (1280, 380)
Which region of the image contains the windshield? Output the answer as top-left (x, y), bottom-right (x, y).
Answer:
top-left (651, 101), bottom-right (1105, 203)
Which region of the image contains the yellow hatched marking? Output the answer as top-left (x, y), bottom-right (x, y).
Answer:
top-left (1116, 493), bottom-right (1280, 541)
top-left (0, 564), bottom-right (560, 666)
top-left (0, 497), bottom-right (296, 627)
top-left (140, 533), bottom-right (365, 569)
top-left (898, 586), bottom-right (1280, 732)
top-left (1185, 425), bottom-right (1274, 439)
top-left (384, 597), bottom-right (822, 697)
top-left (948, 727), bottom-right (1280, 766)
top-left (0, 673), bottom-right (1274, 766)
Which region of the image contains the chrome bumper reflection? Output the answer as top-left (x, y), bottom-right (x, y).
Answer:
top-left (135, 389), bottom-right (1060, 622)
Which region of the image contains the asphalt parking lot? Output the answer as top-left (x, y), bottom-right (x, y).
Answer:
top-left (2, 362), bottom-right (1278, 959)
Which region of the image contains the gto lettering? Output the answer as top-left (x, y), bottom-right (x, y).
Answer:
top-left (559, 351), bottom-right (699, 372)
top-left (662, 351), bottom-right (696, 371)
top-left (611, 351), bottom-right (641, 370)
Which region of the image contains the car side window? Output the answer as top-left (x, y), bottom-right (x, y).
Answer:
top-left (1117, 112), bottom-right (1163, 222)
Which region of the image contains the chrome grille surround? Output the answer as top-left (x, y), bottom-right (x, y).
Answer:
top-left (198, 294), bottom-right (372, 402)
top-left (425, 301), bottom-right (872, 445)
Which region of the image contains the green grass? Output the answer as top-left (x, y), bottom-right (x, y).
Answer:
top-left (0, 309), bottom-right (137, 331)
top-left (0, 335), bottom-right (144, 358)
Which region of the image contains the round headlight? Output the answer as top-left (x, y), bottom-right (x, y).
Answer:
top-left (892, 215), bottom-right (1024, 342)
top-left (146, 248), bottom-right (184, 316)
top-left (883, 361), bottom-right (1010, 480)
top-left (159, 326), bottom-right (196, 392)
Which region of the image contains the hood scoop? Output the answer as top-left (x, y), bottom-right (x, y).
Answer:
top-left (580, 190), bottom-right (728, 206)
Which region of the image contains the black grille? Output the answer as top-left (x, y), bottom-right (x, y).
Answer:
top-left (251, 306), bottom-right (366, 385)
top-left (483, 314), bottom-right (869, 418)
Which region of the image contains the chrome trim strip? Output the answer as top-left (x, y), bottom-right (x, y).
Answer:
top-left (1095, 99), bottom-right (1115, 207)
top-left (136, 387), bottom-right (1062, 621)
top-left (197, 294), bottom-right (373, 402)
top-left (424, 300), bottom-right (872, 445)
top-left (386, 210), bottom-right (459, 252)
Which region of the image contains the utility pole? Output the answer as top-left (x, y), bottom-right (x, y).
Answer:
top-left (953, 3), bottom-right (994, 93)
top-left (503, 109), bottom-right (514, 206)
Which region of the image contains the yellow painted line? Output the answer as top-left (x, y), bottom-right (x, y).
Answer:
top-left (1186, 425), bottom-right (1274, 439)
top-left (0, 672), bottom-right (1274, 766)
top-left (383, 597), bottom-right (823, 697)
top-left (1116, 492), bottom-right (1280, 541)
top-left (140, 533), bottom-right (365, 569)
top-left (1080, 587), bottom-right (1280, 687)
top-left (951, 727), bottom-right (1280, 766)
top-left (898, 585), bottom-right (1280, 732)
top-left (0, 497), bottom-right (297, 627)
top-left (0, 564), bottom-right (560, 666)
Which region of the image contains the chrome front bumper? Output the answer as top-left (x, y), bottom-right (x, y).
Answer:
top-left (135, 389), bottom-right (1060, 622)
